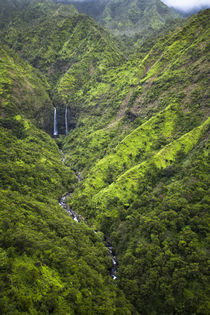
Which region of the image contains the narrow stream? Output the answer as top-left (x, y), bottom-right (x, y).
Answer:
top-left (59, 152), bottom-right (117, 280)
top-left (59, 193), bottom-right (80, 223)
top-left (107, 244), bottom-right (117, 280)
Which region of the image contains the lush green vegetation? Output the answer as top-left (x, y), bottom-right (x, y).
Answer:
top-left (1, 2), bottom-right (123, 84)
top-left (0, 0), bottom-right (209, 313)
top-left (0, 46), bottom-right (135, 313)
top-left (0, 125), bottom-right (134, 313)
top-left (0, 46), bottom-right (53, 132)
top-left (1, 0), bottom-right (125, 133)
top-left (66, 9), bottom-right (210, 314)
top-left (62, 9), bottom-right (209, 175)
top-left (113, 132), bottom-right (210, 314)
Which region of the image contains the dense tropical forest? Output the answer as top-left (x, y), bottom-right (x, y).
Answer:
top-left (0, 0), bottom-right (209, 314)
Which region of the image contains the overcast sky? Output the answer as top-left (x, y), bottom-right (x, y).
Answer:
top-left (162, 0), bottom-right (210, 11)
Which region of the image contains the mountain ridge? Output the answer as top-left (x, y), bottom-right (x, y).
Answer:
top-left (59, 0), bottom-right (182, 39)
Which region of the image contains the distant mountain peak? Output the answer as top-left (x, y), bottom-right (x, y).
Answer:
top-left (55, 0), bottom-right (182, 37)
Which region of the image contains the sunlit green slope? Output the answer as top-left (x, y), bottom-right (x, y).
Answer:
top-left (67, 10), bottom-right (210, 314)
top-left (0, 47), bottom-right (135, 314)
top-left (62, 9), bottom-right (209, 173)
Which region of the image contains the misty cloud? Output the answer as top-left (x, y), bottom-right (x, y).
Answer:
top-left (161, 0), bottom-right (210, 12)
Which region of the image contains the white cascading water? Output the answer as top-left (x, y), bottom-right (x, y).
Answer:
top-left (59, 152), bottom-right (117, 280)
top-left (65, 105), bottom-right (68, 135)
top-left (53, 107), bottom-right (58, 136)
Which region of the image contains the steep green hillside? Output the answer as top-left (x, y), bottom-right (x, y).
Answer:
top-left (66, 10), bottom-right (210, 314)
top-left (62, 9), bottom-right (209, 173)
top-left (2, 2), bottom-right (123, 84)
top-left (110, 127), bottom-right (210, 314)
top-left (1, 1), bottom-right (78, 82)
top-left (1, 0), bottom-right (125, 133)
top-left (0, 0), bottom-right (65, 29)
top-left (0, 46), bottom-right (53, 132)
top-left (0, 47), bottom-right (135, 314)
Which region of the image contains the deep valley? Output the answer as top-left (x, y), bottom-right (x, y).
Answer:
top-left (0, 0), bottom-right (209, 314)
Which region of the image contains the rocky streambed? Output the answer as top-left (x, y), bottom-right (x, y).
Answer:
top-left (59, 155), bottom-right (117, 279)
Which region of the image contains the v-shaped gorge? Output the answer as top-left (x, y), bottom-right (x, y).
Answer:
top-left (0, 1), bottom-right (209, 314)
top-left (0, 41), bottom-right (135, 315)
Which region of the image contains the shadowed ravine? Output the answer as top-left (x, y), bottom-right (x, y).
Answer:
top-left (59, 151), bottom-right (117, 280)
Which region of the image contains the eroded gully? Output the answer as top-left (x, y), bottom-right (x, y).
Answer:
top-left (59, 152), bottom-right (117, 280)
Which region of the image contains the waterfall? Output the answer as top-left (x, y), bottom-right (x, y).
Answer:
top-left (65, 105), bottom-right (69, 135)
top-left (53, 107), bottom-right (58, 136)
